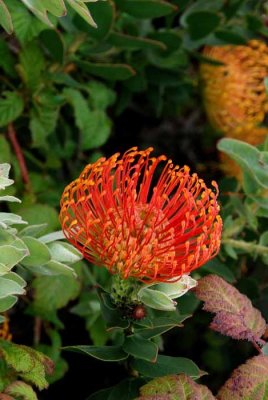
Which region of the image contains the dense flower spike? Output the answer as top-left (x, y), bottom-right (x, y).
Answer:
top-left (60, 148), bottom-right (222, 283)
top-left (200, 40), bottom-right (268, 133)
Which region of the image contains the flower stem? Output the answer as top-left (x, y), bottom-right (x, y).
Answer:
top-left (222, 239), bottom-right (268, 255)
top-left (7, 123), bottom-right (31, 190)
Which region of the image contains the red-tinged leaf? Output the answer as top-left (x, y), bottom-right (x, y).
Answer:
top-left (195, 275), bottom-right (266, 345)
top-left (217, 355), bottom-right (268, 399)
top-left (137, 374), bottom-right (215, 399)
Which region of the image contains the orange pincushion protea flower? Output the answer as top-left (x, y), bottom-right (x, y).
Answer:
top-left (200, 40), bottom-right (268, 133)
top-left (60, 148), bottom-right (222, 283)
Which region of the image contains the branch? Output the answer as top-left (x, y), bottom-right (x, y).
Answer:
top-left (7, 123), bottom-right (31, 189)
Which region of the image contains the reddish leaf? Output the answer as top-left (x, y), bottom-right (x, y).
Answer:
top-left (137, 374), bottom-right (215, 399)
top-left (195, 275), bottom-right (266, 345)
top-left (217, 355), bottom-right (268, 399)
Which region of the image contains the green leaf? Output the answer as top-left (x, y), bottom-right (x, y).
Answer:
top-left (87, 81), bottom-right (116, 110)
top-left (0, 212), bottom-right (27, 227)
top-left (123, 335), bottom-right (158, 362)
top-left (39, 29), bottom-right (64, 63)
top-left (5, 381), bottom-right (38, 400)
top-left (66, 0), bottom-right (97, 27)
top-left (108, 32), bottom-right (166, 51)
top-left (131, 355), bottom-right (202, 378)
top-left (186, 11), bottom-right (221, 40)
top-left (7, 0), bottom-right (46, 44)
top-left (99, 292), bottom-right (129, 330)
top-left (0, 276), bottom-right (25, 298)
top-left (30, 103), bottom-right (59, 148)
top-left (38, 0), bottom-right (66, 16)
top-left (148, 31), bottom-right (182, 52)
top-left (260, 232), bottom-right (268, 265)
top-left (217, 139), bottom-right (268, 190)
top-left (73, 0), bottom-right (115, 40)
top-left (215, 29), bottom-right (247, 45)
top-left (32, 273), bottom-right (80, 312)
top-left (117, 0), bottom-right (177, 18)
top-left (0, 195), bottom-right (20, 203)
top-left (0, 135), bottom-right (12, 164)
top-left (5, 271), bottom-right (27, 288)
top-left (0, 1), bottom-right (13, 34)
top-left (63, 345), bottom-right (128, 361)
top-left (29, 259), bottom-right (76, 277)
top-left (20, 0), bottom-right (53, 26)
top-left (0, 240), bottom-right (29, 269)
top-left (19, 224), bottom-right (48, 238)
top-left (0, 295), bottom-right (17, 312)
top-left (64, 88), bottom-right (112, 150)
top-left (135, 314), bottom-right (189, 339)
top-left (0, 91), bottom-right (24, 127)
top-left (0, 163), bottom-right (13, 188)
top-left (81, 110), bottom-right (112, 150)
top-left (77, 60), bottom-right (136, 81)
top-left (20, 236), bottom-right (51, 267)
top-left (17, 204), bottom-right (60, 235)
top-left (138, 287), bottom-right (177, 311)
top-left (47, 241), bottom-right (82, 264)
top-left (138, 374), bottom-right (215, 399)
top-left (19, 42), bottom-right (45, 91)
top-left (153, 275), bottom-right (197, 299)
top-left (106, 378), bottom-right (144, 400)
top-left (0, 341), bottom-right (53, 390)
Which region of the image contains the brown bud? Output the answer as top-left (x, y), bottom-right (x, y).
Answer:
top-left (132, 305), bottom-right (146, 320)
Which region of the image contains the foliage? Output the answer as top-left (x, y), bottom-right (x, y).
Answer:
top-left (0, 0), bottom-right (102, 34)
top-left (0, 163), bottom-right (82, 396)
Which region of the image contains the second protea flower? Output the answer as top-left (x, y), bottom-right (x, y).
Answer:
top-left (60, 148), bottom-right (222, 283)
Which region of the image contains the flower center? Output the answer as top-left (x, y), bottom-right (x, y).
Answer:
top-left (101, 204), bottom-right (176, 280)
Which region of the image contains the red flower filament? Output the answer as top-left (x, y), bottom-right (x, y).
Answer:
top-left (60, 148), bottom-right (222, 282)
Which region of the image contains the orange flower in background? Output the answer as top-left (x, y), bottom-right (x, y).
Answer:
top-left (60, 148), bottom-right (222, 283)
top-left (200, 40), bottom-right (268, 133)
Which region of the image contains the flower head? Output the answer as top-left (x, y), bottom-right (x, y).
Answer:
top-left (60, 148), bottom-right (222, 283)
top-left (200, 40), bottom-right (268, 133)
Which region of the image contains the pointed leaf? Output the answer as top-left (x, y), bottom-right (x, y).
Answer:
top-left (217, 355), bottom-right (268, 399)
top-left (77, 60), bottom-right (136, 81)
top-left (0, 243), bottom-right (29, 269)
top-left (195, 275), bottom-right (266, 345)
top-left (138, 287), bottom-right (176, 311)
top-left (123, 335), bottom-right (158, 362)
top-left (131, 355), bottom-right (202, 378)
top-left (20, 236), bottom-right (51, 267)
top-left (0, 92), bottom-right (24, 127)
top-left (0, 295), bottom-right (17, 312)
top-left (0, 0), bottom-right (13, 34)
top-left (117, 0), bottom-right (177, 18)
top-left (47, 241), bottom-right (82, 263)
top-left (67, 0), bottom-right (97, 27)
top-left (32, 273), bottom-right (80, 312)
top-left (64, 345), bottom-right (128, 361)
top-left (217, 139), bottom-right (268, 189)
top-left (0, 277), bottom-right (25, 298)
